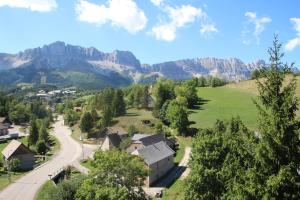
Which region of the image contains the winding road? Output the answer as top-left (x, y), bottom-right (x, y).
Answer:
top-left (0, 116), bottom-right (98, 200)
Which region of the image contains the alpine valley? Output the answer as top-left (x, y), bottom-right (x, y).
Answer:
top-left (0, 41), bottom-right (266, 89)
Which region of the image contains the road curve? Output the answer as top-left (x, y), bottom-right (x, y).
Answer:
top-left (0, 116), bottom-right (88, 200)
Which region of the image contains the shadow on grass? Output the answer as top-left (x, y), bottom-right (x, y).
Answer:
top-left (124, 112), bottom-right (139, 117)
top-left (153, 165), bottom-right (187, 188)
top-left (188, 98), bottom-right (210, 114)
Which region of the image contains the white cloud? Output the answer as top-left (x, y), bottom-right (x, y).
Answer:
top-left (242, 11), bottom-right (271, 44)
top-left (200, 23), bottom-right (218, 35)
top-left (285, 18), bottom-right (300, 51)
top-left (0, 0), bottom-right (57, 12)
top-left (151, 5), bottom-right (203, 41)
top-left (151, 0), bottom-right (163, 6)
top-left (76, 0), bottom-right (147, 34)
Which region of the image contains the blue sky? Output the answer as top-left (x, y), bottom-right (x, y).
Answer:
top-left (0, 0), bottom-right (299, 67)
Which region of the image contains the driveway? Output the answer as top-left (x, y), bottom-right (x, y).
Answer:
top-left (0, 116), bottom-right (98, 200)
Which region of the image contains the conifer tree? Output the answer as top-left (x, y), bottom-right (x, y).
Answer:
top-left (254, 35), bottom-right (300, 199)
top-left (39, 121), bottom-right (49, 143)
top-left (28, 118), bottom-right (39, 146)
top-left (79, 112), bottom-right (93, 133)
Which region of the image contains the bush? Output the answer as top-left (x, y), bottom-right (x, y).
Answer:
top-left (127, 125), bottom-right (138, 136)
top-left (119, 138), bottom-right (132, 150)
top-left (36, 140), bottom-right (47, 155)
top-left (9, 158), bottom-right (20, 172)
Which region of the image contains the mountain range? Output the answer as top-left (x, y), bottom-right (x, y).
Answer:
top-left (0, 41), bottom-right (266, 89)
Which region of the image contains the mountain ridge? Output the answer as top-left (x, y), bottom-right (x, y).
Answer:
top-left (0, 41), bottom-right (267, 89)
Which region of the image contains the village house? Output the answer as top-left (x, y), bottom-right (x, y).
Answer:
top-left (127, 133), bottom-right (175, 153)
top-left (0, 124), bottom-right (8, 136)
top-left (100, 133), bottom-right (122, 151)
top-left (132, 141), bottom-right (175, 186)
top-left (0, 117), bottom-right (9, 136)
top-left (2, 140), bottom-right (35, 170)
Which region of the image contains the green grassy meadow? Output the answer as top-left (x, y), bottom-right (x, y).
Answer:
top-left (189, 87), bottom-right (259, 130)
top-left (114, 108), bottom-right (159, 134)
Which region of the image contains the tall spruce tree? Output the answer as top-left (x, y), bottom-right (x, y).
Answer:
top-left (79, 112), bottom-right (93, 133)
top-left (39, 120), bottom-right (49, 143)
top-left (253, 35), bottom-right (300, 199)
top-left (112, 89), bottom-right (126, 117)
top-left (29, 118), bottom-right (39, 146)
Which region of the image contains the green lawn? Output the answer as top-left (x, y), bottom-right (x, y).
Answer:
top-left (114, 108), bottom-right (159, 134)
top-left (189, 87), bottom-right (259, 130)
top-left (161, 180), bottom-right (185, 200)
top-left (80, 159), bottom-right (95, 171)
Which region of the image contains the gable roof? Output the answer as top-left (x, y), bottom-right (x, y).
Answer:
top-left (139, 134), bottom-right (166, 146)
top-left (107, 133), bottom-right (122, 147)
top-left (106, 126), bottom-right (128, 136)
top-left (132, 134), bottom-right (148, 141)
top-left (0, 117), bottom-right (6, 123)
top-left (2, 140), bottom-right (32, 159)
top-left (132, 141), bottom-right (175, 165)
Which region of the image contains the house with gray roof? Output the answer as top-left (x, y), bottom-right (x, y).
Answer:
top-left (127, 133), bottom-right (175, 153)
top-left (132, 141), bottom-right (175, 186)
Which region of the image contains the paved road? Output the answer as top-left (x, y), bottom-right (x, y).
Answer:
top-left (0, 116), bottom-right (97, 200)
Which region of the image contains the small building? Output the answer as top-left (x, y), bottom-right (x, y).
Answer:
top-left (2, 140), bottom-right (35, 170)
top-left (0, 117), bottom-right (7, 124)
top-left (127, 134), bottom-right (175, 153)
top-left (100, 133), bottom-right (122, 151)
top-left (0, 124), bottom-right (9, 136)
top-left (132, 141), bottom-right (175, 186)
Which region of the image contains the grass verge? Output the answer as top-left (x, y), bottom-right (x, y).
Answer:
top-left (35, 181), bottom-right (55, 200)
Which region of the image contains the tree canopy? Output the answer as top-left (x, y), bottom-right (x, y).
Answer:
top-left (75, 150), bottom-right (147, 200)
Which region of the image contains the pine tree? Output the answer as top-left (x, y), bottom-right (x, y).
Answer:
top-left (28, 119), bottom-right (39, 146)
top-left (254, 35), bottom-right (300, 199)
top-left (102, 105), bottom-right (113, 127)
top-left (112, 89), bottom-right (126, 117)
top-left (79, 112), bottom-right (93, 133)
top-left (39, 120), bottom-right (49, 143)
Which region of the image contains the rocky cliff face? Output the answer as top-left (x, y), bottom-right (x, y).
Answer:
top-left (0, 41), bottom-right (267, 88)
top-left (147, 57), bottom-right (265, 81)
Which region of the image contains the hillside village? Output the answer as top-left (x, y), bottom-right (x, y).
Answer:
top-left (0, 1), bottom-right (299, 196)
top-left (0, 62), bottom-right (299, 200)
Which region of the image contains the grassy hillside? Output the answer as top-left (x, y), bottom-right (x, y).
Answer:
top-left (190, 75), bottom-right (300, 130)
top-left (226, 75), bottom-right (300, 116)
top-left (189, 87), bottom-right (258, 130)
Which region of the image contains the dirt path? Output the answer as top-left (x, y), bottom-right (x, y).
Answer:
top-left (179, 146), bottom-right (191, 179)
